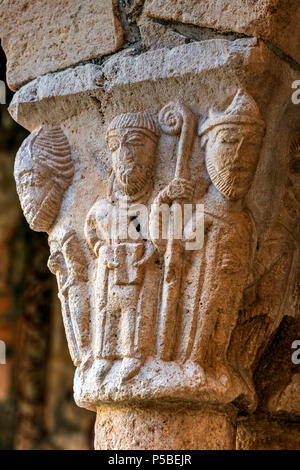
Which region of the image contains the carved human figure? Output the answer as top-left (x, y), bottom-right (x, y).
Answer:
top-left (229, 134), bottom-right (300, 397)
top-left (48, 230), bottom-right (90, 366)
top-left (84, 112), bottom-right (160, 382)
top-left (14, 125), bottom-right (74, 232)
top-left (14, 125), bottom-right (92, 368)
top-left (176, 90), bottom-right (266, 395)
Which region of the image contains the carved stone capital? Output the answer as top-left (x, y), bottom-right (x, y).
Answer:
top-left (11, 38), bottom-right (300, 448)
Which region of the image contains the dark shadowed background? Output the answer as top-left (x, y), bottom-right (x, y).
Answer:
top-left (0, 44), bottom-right (94, 450)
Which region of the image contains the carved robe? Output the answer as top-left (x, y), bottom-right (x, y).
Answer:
top-left (177, 185), bottom-right (257, 372)
top-left (85, 190), bottom-right (159, 361)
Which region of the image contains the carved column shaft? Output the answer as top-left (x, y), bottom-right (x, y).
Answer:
top-left (94, 405), bottom-right (237, 450)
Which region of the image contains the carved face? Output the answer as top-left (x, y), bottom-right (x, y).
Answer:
top-left (15, 167), bottom-right (63, 231)
top-left (107, 128), bottom-right (157, 196)
top-left (205, 124), bottom-right (264, 200)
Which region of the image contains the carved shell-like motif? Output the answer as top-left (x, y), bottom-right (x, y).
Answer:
top-left (14, 125), bottom-right (74, 233)
top-left (30, 125), bottom-right (74, 188)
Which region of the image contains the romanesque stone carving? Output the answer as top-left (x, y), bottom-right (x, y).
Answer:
top-left (14, 124), bottom-right (90, 368)
top-left (149, 102), bottom-right (196, 361)
top-left (7, 8), bottom-right (300, 448)
top-left (57, 91), bottom-right (265, 409)
top-left (14, 125), bottom-right (74, 232)
top-left (48, 230), bottom-right (90, 367)
top-left (84, 112), bottom-right (160, 382)
top-left (199, 89), bottom-right (265, 200)
top-left (13, 93), bottom-right (271, 408)
top-left (170, 89), bottom-right (266, 407)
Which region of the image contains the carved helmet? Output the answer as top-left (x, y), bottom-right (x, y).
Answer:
top-left (198, 89), bottom-right (265, 137)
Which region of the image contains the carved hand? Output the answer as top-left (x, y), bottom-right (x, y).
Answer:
top-left (165, 177), bottom-right (194, 202)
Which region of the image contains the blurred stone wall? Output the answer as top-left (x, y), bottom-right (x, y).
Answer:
top-left (0, 83), bottom-right (94, 449)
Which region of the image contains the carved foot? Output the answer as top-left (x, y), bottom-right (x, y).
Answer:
top-left (119, 357), bottom-right (142, 383)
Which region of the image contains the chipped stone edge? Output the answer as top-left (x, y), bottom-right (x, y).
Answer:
top-left (8, 38), bottom-right (264, 129)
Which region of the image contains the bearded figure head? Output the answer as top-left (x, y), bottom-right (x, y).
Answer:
top-left (106, 112), bottom-right (160, 197)
top-left (14, 125), bottom-right (74, 232)
top-left (199, 89), bottom-right (265, 200)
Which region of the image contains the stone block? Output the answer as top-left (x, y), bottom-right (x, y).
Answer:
top-left (145, 0), bottom-right (300, 64)
top-left (0, 0), bottom-right (124, 91)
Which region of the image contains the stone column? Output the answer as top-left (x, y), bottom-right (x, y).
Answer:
top-left (95, 404), bottom-right (237, 450)
top-left (1, 0), bottom-right (300, 450)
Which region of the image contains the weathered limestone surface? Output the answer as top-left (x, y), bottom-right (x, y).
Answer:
top-left (3, 0), bottom-right (300, 451)
top-left (237, 418), bottom-right (300, 450)
top-left (145, 0), bottom-right (300, 63)
top-left (0, 0), bottom-right (123, 91)
top-left (268, 374), bottom-right (300, 417)
top-left (95, 405), bottom-right (237, 450)
top-left (8, 38), bottom-right (282, 132)
top-left (253, 316), bottom-right (300, 419)
top-left (0, 109), bottom-right (26, 449)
